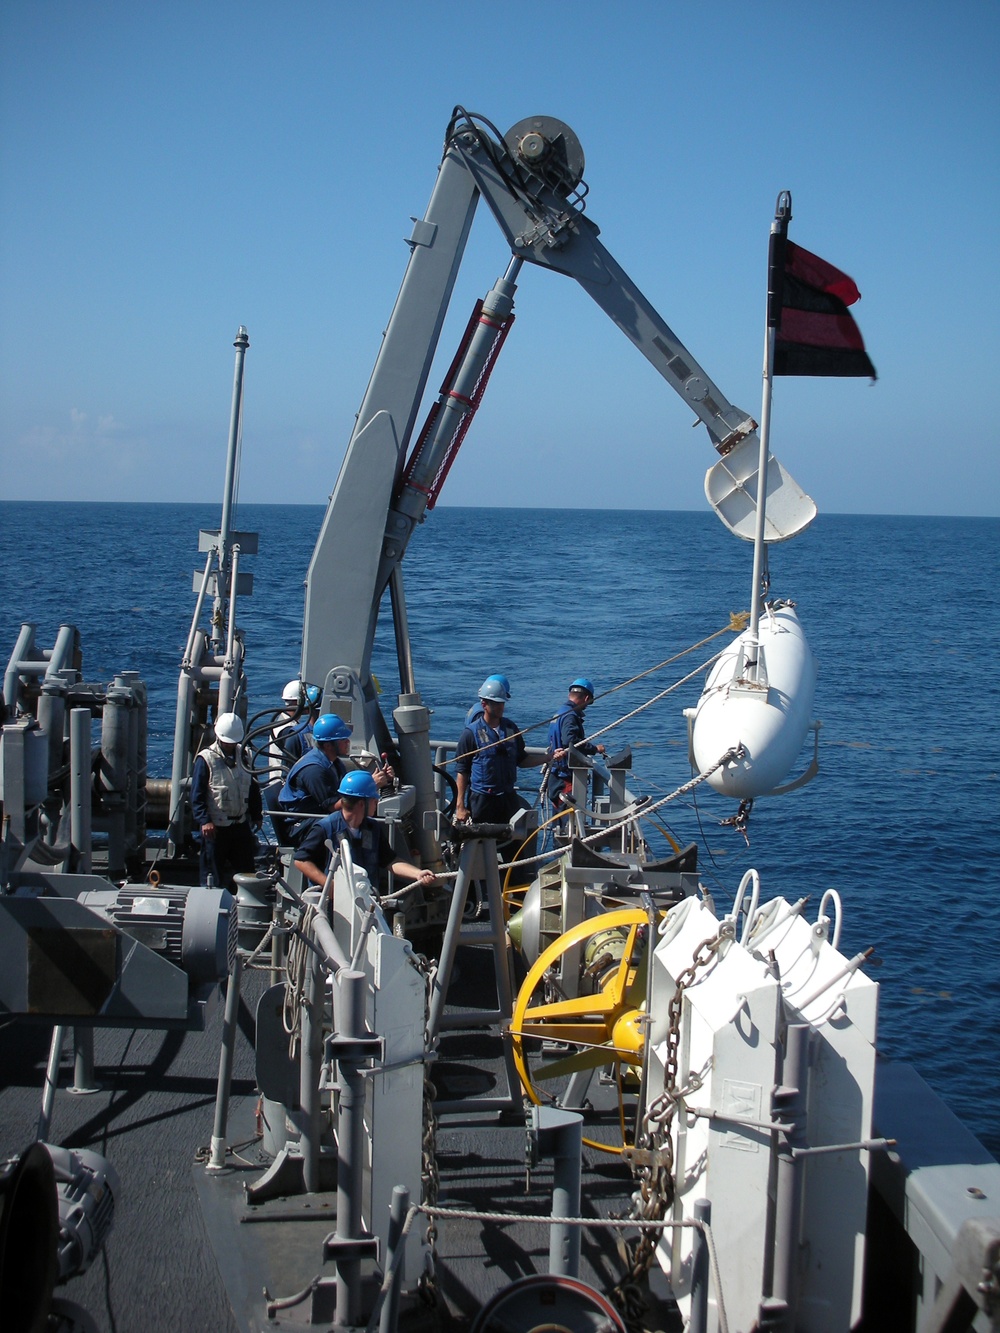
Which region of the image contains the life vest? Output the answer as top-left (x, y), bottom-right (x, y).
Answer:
top-left (283, 718), bottom-right (315, 764)
top-left (268, 716), bottom-right (302, 779)
top-left (199, 742), bottom-right (252, 825)
top-left (278, 748), bottom-right (343, 813)
top-left (324, 811), bottom-right (383, 886)
top-left (470, 720), bottom-right (519, 795)
top-left (548, 703), bottom-right (583, 782)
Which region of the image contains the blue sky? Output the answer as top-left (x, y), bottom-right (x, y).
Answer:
top-left (1, 1), bottom-right (997, 516)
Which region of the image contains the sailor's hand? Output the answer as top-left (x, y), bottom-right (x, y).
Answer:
top-left (374, 765), bottom-right (395, 789)
top-left (454, 802), bottom-right (470, 823)
top-left (552, 748), bottom-right (567, 762)
top-left (414, 868), bottom-right (438, 887)
top-left (596, 744), bottom-right (606, 755)
top-left (201, 822), bottom-right (216, 840)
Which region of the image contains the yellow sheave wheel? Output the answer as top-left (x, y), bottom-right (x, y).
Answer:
top-left (510, 908), bottom-right (649, 1155)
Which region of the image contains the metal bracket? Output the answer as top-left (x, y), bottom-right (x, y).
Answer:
top-left (621, 1146), bottom-right (673, 1168)
top-left (325, 1033), bottom-right (384, 1063)
top-left (322, 1231), bottom-right (379, 1262)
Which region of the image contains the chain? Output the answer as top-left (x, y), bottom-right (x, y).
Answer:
top-left (410, 950), bottom-right (442, 1313)
top-left (610, 921), bottom-right (734, 1330)
top-left (719, 796), bottom-right (753, 847)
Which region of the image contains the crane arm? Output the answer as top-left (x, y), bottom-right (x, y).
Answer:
top-left (302, 111), bottom-right (766, 717)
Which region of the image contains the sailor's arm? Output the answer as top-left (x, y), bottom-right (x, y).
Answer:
top-left (388, 859), bottom-right (438, 888)
top-left (293, 822), bottom-right (332, 886)
top-left (191, 756), bottom-right (214, 839)
top-left (294, 854), bottom-right (329, 887)
top-left (454, 770), bottom-right (470, 822)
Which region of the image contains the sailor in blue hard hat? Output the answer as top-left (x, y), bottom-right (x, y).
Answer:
top-left (294, 769), bottom-right (437, 894)
top-left (454, 677), bottom-right (545, 825)
top-left (465, 673), bottom-right (512, 725)
top-left (278, 712), bottom-right (395, 841)
top-left (547, 677), bottom-right (605, 812)
top-left (278, 712), bottom-right (355, 836)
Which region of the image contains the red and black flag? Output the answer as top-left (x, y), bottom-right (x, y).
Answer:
top-left (767, 192), bottom-right (876, 380)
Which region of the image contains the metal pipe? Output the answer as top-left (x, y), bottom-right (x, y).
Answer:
top-left (503, 254), bottom-right (525, 283)
top-left (771, 1023), bottom-right (809, 1325)
top-left (311, 909), bottom-right (350, 974)
top-left (37, 1025), bottom-right (65, 1141)
top-left (335, 969), bottom-right (367, 1328)
top-left (748, 284), bottom-right (779, 646)
top-left (70, 707), bottom-right (92, 873)
top-left (3, 623), bottom-right (36, 716)
top-left (388, 564), bottom-right (415, 697)
top-left (690, 1198), bottom-right (711, 1333)
top-left (117, 672), bottom-right (143, 860)
top-left (547, 1111), bottom-right (583, 1277)
top-left (379, 1185), bottom-right (411, 1333)
top-left (392, 693), bottom-right (440, 870)
top-left (134, 675), bottom-right (148, 850)
top-left (219, 328), bottom-right (249, 565)
top-left (426, 840), bottom-right (477, 1041)
top-left (170, 631), bottom-right (208, 854)
top-left (101, 684), bottom-right (132, 877)
top-left (37, 680), bottom-right (66, 777)
top-left (45, 624), bottom-right (78, 681)
top-left (70, 1027), bottom-right (99, 1094)
top-left (300, 937), bottom-right (323, 1194)
top-left (208, 955), bottom-right (244, 1170)
top-left (184, 555), bottom-right (214, 666)
top-left (223, 545), bottom-right (240, 664)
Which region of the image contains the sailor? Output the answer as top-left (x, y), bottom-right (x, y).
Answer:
top-left (267, 679), bottom-right (307, 781)
top-left (547, 677), bottom-right (606, 812)
top-left (281, 682), bottom-right (323, 765)
top-left (294, 770), bottom-right (437, 894)
top-left (279, 713), bottom-right (395, 840)
top-left (454, 677), bottom-right (544, 825)
top-left (191, 711), bottom-right (262, 889)
top-left (278, 712), bottom-right (355, 837)
top-left (464, 673), bottom-right (511, 725)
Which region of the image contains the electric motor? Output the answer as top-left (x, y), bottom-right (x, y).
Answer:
top-left (77, 884), bottom-right (237, 983)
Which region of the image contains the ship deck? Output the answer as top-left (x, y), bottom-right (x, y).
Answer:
top-left (0, 930), bottom-right (678, 1332)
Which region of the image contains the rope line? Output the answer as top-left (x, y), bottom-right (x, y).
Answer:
top-left (427, 745), bottom-right (741, 883)
top-left (362, 1202), bottom-right (730, 1333)
top-left (440, 617), bottom-right (742, 769)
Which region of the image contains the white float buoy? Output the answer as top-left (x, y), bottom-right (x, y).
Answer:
top-left (687, 602), bottom-right (818, 798)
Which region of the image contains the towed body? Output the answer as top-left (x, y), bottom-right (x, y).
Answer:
top-left (687, 601), bottom-right (818, 799)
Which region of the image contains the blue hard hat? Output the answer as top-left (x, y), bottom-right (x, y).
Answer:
top-left (485, 673), bottom-right (511, 699)
top-left (569, 677), bottom-right (595, 698)
top-left (313, 713), bottom-right (352, 743)
top-left (304, 684), bottom-right (322, 706)
top-left (479, 677), bottom-right (508, 703)
top-left (338, 769), bottom-right (379, 799)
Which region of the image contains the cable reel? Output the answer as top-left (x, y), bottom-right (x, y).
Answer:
top-left (510, 909), bottom-right (653, 1155)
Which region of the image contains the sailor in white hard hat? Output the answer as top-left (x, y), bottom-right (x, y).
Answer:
top-left (191, 711), bottom-right (262, 888)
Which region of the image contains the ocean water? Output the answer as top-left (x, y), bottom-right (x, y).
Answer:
top-left (1, 501), bottom-right (998, 1155)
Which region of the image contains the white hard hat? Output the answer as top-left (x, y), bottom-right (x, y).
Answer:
top-left (282, 680), bottom-right (300, 703)
top-left (215, 712), bottom-right (245, 744)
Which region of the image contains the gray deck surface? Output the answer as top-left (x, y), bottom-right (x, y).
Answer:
top-left (0, 939), bottom-right (673, 1331)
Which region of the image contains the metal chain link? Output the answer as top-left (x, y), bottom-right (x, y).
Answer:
top-left (610, 921), bottom-right (734, 1330)
top-left (411, 950), bottom-right (442, 1313)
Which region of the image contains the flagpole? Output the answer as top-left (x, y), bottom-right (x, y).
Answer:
top-left (748, 191), bottom-right (792, 649)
